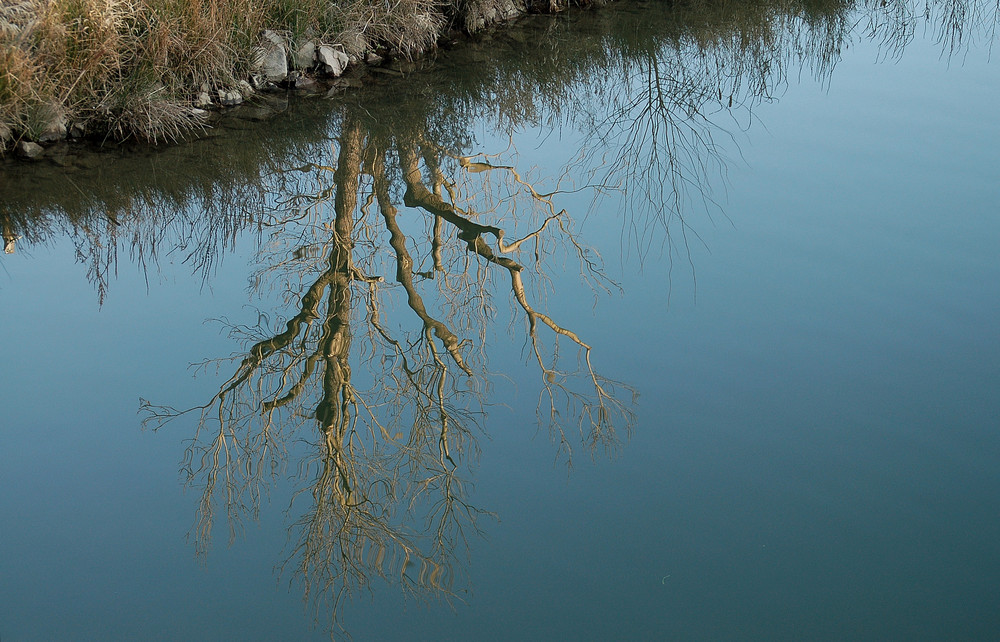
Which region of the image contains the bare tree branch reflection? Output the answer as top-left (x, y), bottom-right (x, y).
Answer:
top-left (2, 0), bottom-right (990, 637)
top-left (140, 101), bottom-right (638, 636)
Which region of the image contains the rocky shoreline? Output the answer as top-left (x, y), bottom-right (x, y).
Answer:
top-left (2, 0), bottom-right (585, 160)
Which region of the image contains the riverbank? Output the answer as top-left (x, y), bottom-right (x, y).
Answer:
top-left (0, 0), bottom-right (598, 157)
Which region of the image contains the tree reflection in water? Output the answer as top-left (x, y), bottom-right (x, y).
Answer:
top-left (142, 105), bottom-right (639, 632)
top-left (1, 0), bottom-right (992, 636)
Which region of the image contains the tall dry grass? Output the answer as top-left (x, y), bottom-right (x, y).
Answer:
top-left (0, 0), bottom-right (485, 149)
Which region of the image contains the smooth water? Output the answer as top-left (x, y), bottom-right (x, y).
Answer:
top-left (2, 1), bottom-right (998, 639)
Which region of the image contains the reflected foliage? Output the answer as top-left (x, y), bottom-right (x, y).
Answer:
top-left (2, 0), bottom-right (995, 637)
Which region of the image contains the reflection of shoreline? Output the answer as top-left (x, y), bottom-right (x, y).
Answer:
top-left (0, 0), bottom-right (809, 301)
top-left (3, 0), bottom-right (985, 236)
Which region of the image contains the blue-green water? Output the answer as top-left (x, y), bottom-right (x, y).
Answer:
top-left (2, 1), bottom-right (998, 639)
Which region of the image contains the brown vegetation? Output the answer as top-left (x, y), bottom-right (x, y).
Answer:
top-left (2, 0), bottom-right (975, 152)
top-left (0, 0), bottom-right (569, 150)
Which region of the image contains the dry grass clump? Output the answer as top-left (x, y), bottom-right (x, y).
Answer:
top-left (322, 0), bottom-right (448, 57)
top-left (1, 0), bottom-right (263, 146)
top-left (1, 1), bottom-right (48, 143)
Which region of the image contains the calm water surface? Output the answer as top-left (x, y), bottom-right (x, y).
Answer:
top-left (2, 0), bottom-right (998, 639)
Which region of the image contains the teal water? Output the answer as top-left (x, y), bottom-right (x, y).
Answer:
top-left (2, 1), bottom-right (998, 639)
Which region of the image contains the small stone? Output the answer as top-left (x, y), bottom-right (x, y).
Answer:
top-left (217, 88), bottom-right (243, 106)
top-left (294, 75), bottom-right (317, 89)
top-left (17, 141), bottom-right (44, 159)
top-left (263, 30), bottom-right (282, 46)
top-left (365, 52), bottom-right (384, 65)
top-left (340, 29), bottom-right (368, 56)
top-left (38, 114), bottom-right (67, 142)
top-left (69, 122), bottom-right (86, 138)
top-left (238, 80), bottom-right (254, 96)
top-left (194, 91), bottom-right (212, 108)
top-left (317, 46), bottom-right (349, 77)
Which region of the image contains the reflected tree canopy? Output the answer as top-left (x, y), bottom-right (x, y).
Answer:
top-left (142, 104), bottom-right (639, 634)
top-left (2, 0), bottom-right (995, 636)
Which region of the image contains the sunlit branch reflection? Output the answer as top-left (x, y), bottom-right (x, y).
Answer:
top-left (1, 0), bottom-right (991, 638)
top-left (140, 99), bottom-right (640, 634)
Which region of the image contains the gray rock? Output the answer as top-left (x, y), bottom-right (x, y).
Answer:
top-left (218, 88), bottom-right (243, 106)
top-left (294, 74), bottom-right (317, 89)
top-left (295, 41), bottom-right (316, 69)
top-left (194, 91), bottom-right (212, 108)
top-left (365, 52), bottom-right (384, 66)
top-left (317, 46), bottom-right (349, 77)
top-left (340, 30), bottom-right (368, 56)
top-left (16, 141), bottom-right (44, 159)
top-left (465, 0), bottom-right (524, 30)
top-left (237, 80), bottom-right (254, 96)
top-left (38, 114), bottom-right (67, 142)
top-left (255, 30), bottom-right (288, 82)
